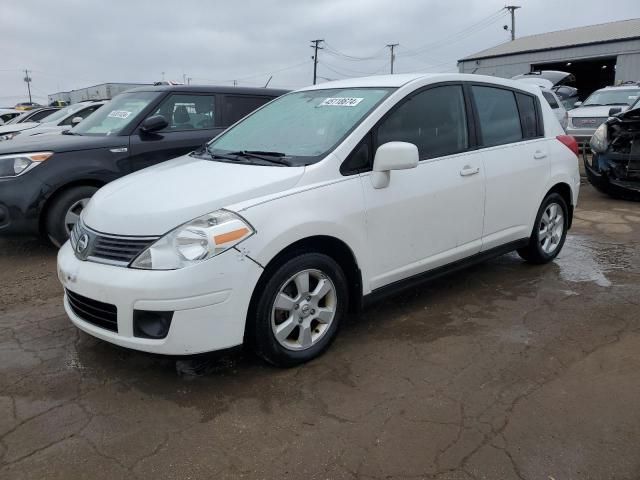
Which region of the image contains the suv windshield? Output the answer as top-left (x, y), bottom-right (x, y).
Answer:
top-left (73, 91), bottom-right (160, 136)
top-left (207, 87), bottom-right (393, 165)
top-left (582, 89), bottom-right (640, 106)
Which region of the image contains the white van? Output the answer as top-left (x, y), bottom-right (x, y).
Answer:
top-left (58, 73), bottom-right (580, 366)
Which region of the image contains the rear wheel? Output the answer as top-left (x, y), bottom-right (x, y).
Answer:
top-left (45, 186), bottom-right (97, 247)
top-left (252, 252), bottom-right (348, 367)
top-left (517, 193), bottom-right (568, 264)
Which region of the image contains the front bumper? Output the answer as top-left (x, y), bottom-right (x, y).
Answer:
top-left (584, 152), bottom-right (640, 198)
top-left (57, 242), bottom-right (263, 355)
top-left (0, 174), bottom-right (47, 236)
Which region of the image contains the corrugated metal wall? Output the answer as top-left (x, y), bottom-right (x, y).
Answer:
top-left (458, 38), bottom-right (640, 82)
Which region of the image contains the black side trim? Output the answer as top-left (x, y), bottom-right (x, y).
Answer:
top-left (362, 239), bottom-right (529, 308)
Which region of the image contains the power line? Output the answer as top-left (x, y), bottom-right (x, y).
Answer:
top-left (322, 42), bottom-right (387, 62)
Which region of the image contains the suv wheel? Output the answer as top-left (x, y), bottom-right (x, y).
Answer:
top-left (517, 193), bottom-right (568, 264)
top-left (252, 252), bottom-right (348, 367)
top-left (45, 186), bottom-right (97, 247)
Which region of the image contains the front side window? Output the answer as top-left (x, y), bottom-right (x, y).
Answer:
top-left (377, 85), bottom-right (468, 159)
top-left (74, 92), bottom-right (160, 135)
top-left (149, 94), bottom-right (216, 131)
top-left (472, 86), bottom-right (522, 147)
top-left (208, 87), bottom-right (393, 165)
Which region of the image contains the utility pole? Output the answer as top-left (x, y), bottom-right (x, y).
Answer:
top-left (386, 43), bottom-right (399, 74)
top-left (505, 6), bottom-right (521, 41)
top-left (187, 77), bottom-right (192, 85)
top-left (161, 71), bottom-right (165, 81)
top-left (24, 69), bottom-right (32, 103)
top-left (310, 39), bottom-right (324, 85)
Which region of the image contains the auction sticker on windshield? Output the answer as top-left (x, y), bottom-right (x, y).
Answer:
top-left (319, 97), bottom-right (364, 107)
top-left (107, 110), bottom-right (132, 119)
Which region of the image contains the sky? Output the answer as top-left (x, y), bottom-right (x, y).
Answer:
top-left (1, 0), bottom-right (640, 107)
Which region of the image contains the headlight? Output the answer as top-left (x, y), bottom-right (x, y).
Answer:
top-left (0, 152), bottom-right (53, 178)
top-left (0, 131), bottom-right (21, 141)
top-left (130, 209), bottom-right (255, 270)
top-left (590, 123), bottom-right (608, 153)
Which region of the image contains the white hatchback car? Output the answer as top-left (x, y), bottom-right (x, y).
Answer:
top-left (58, 73), bottom-right (580, 366)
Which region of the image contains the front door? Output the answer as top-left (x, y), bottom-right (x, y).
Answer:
top-left (359, 84), bottom-right (485, 290)
top-left (127, 93), bottom-right (222, 172)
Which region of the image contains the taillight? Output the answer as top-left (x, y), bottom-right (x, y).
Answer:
top-left (556, 134), bottom-right (579, 157)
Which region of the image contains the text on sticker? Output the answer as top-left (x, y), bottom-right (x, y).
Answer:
top-left (319, 97), bottom-right (364, 107)
top-left (107, 110), bottom-right (132, 119)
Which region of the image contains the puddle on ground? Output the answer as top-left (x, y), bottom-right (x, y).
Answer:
top-left (555, 235), bottom-right (633, 287)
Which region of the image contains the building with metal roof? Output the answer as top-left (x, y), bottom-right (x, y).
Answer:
top-left (458, 18), bottom-right (640, 97)
top-left (48, 82), bottom-right (151, 105)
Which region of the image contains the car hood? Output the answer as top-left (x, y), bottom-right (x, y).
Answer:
top-left (569, 105), bottom-right (629, 118)
top-left (0, 132), bottom-right (126, 154)
top-left (83, 154), bottom-right (305, 236)
top-left (0, 122), bottom-right (39, 134)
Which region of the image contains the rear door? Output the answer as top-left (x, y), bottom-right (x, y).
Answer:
top-left (469, 85), bottom-right (550, 249)
top-left (358, 84), bottom-right (485, 289)
top-left (127, 93), bottom-right (221, 172)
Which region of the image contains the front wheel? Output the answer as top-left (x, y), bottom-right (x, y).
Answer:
top-left (252, 252), bottom-right (349, 367)
top-left (517, 193), bottom-right (568, 264)
top-left (44, 186), bottom-right (97, 247)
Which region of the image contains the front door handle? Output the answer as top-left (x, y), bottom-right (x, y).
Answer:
top-left (534, 150), bottom-right (547, 159)
top-left (460, 165), bottom-right (480, 177)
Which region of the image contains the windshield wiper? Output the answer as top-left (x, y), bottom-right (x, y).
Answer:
top-left (62, 130), bottom-right (81, 136)
top-left (226, 150), bottom-right (292, 166)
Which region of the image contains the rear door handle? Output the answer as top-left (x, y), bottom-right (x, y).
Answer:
top-left (534, 150), bottom-right (547, 159)
top-left (460, 165), bottom-right (480, 177)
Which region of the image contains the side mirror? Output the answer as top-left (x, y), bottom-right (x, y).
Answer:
top-left (608, 107), bottom-right (622, 116)
top-left (371, 141), bottom-right (419, 189)
top-left (140, 115), bottom-right (168, 133)
top-left (573, 101), bottom-right (582, 107)
top-left (71, 116), bottom-right (83, 125)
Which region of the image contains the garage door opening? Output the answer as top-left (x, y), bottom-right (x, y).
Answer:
top-left (532, 56), bottom-right (617, 100)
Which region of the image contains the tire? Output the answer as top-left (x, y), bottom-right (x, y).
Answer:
top-left (517, 193), bottom-right (569, 264)
top-left (45, 186), bottom-right (97, 247)
top-left (252, 252), bottom-right (349, 367)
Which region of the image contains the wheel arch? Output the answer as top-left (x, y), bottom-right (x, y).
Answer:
top-left (244, 234), bottom-right (363, 344)
top-left (544, 182), bottom-right (574, 228)
top-left (38, 179), bottom-right (105, 235)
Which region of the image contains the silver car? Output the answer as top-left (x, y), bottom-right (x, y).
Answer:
top-left (567, 84), bottom-right (640, 145)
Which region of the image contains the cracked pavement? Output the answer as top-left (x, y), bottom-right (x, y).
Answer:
top-left (1, 184), bottom-right (640, 479)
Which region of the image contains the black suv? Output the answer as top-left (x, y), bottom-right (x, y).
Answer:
top-left (0, 85), bottom-right (288, 245)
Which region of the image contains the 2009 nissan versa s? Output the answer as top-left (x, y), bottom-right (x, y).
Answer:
top-left (58, 73), bottom-right (580, 366)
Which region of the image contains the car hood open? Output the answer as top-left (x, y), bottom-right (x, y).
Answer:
top-left (83, 154), bottom-right (305, 236)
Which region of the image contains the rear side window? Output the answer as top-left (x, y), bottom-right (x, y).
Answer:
top-left (377, 85), bottom-right (468, 159)
top-left (515, 92), bottom-right (538, 139)
top-left (222, 96), bottom-right (272, 126)
top-left (472, 86), bottom-right (522, 147)
top-left (542, 91), bottom-right (559, 109)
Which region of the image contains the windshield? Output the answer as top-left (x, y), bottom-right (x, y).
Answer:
top-left (41, 103), bottom-right (93, 124)
top-left (73, 91), bottom-right (160, 136)
top-left (582, 89), bottom-right (640, 106)
top-left (207, 87), bottom-right (393, 165)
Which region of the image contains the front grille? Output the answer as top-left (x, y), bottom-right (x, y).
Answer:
top-left (70, 221), bottom-right (159, 266)
top-left (572, 117), bottom-right (607, 129)
top-left (66, 289), bottom-right (118, 332)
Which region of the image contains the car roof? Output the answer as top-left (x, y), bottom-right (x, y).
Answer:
top-left (123, 85), bottom-right (290, 96)
top-left (297, 73), bottom-right (541, 94)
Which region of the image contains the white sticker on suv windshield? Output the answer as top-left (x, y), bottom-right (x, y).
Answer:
top-left (319, 97), bottom-right (364, 107)
top-left (107, 110), bottom-right (132, 119)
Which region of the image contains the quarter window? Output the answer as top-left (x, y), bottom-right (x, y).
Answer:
top-left (472, 86), bottom-right (522, 147)
top-left (150, 94), bottom-right (216, 131)
top-left (377, 85), bottom-right (468, 159)
top-left (542, 91), bottom-right (559, 109)
top-left (515, 92), bottom-right (538, 139)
